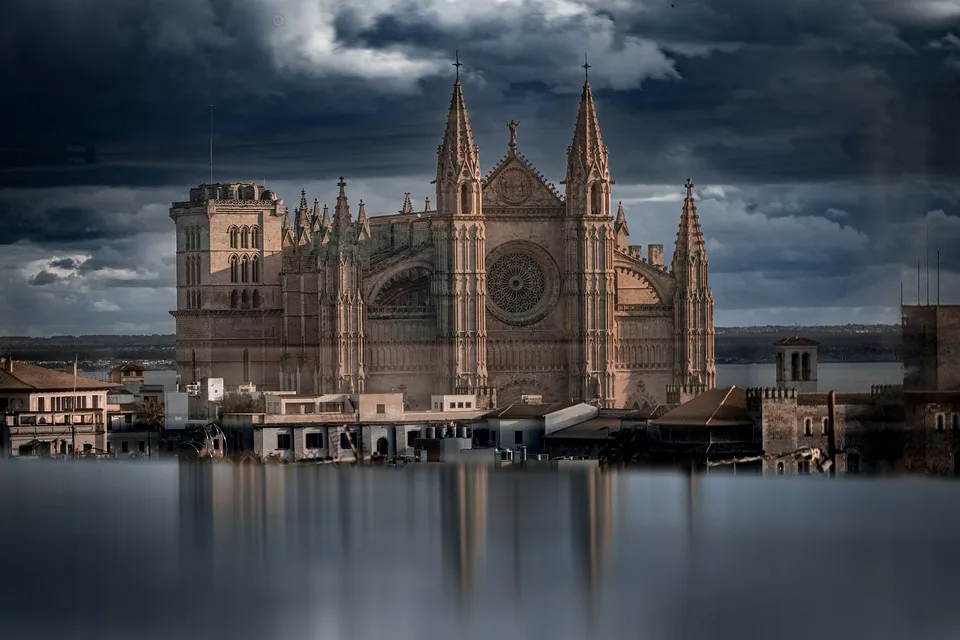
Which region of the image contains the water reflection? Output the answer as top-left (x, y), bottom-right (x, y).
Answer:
top-left (2, 462), bottom-right (960, 639)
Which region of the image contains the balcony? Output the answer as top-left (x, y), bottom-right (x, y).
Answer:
top-left (5, 411), bottom-right (104, 428)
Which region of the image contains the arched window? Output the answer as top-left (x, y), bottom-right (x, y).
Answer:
top-left (242, 349), bottom-right (250, 382)
top-left (241, 227), bottom-right (250, 248)
top-left (251, 227), bottom-right (260, 249)
top-left (229, 255), bottom-right (239, 283)
top-left (230, 290), bottom-right (238, 308)
top-left (801, 352), bottom-right (811, 381)
top-left (251, 255), bottom-right (260, 282)
top-left (591, 183), bottom-right (603, 214)
top-left (791, 353), bottom-right (800, 380)
top-left (460, 184), bottom-right (470, 214)
top-left (937, 414), bottom-right (945, 431)
top-left (229, 227), bottom-right (239, 249)
top-left (241, 255), bottom-right (249, 283)
top-left (252, 290), bottom-right (261, 308)
top-left (193, 228), bottom-right (201, 251)
top-left (376, 437), bottom-right (389, 455)
top-left (193, 255), bottom-right (201, 284)
top-left (184, 256), bottom-right (192, 285)
top-left (241, 289), bottom-right (250, 309)
top-left (847, 451), bottom-right (861, 474)
top-left (191, 349), bottom-right (197, 383)
top-left (803, 418), bottom-right (812, 436)
top-left (196, 290), bottom-right (201, 308)
top-left (776, 462), bottom-right (784, 475)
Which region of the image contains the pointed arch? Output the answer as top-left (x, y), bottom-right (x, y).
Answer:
top-left (240, 255), bottom-right (249, 283)
top-left (241, 289), bottom-right (250, 309)
top-left (241, 226), bottom-right (250, 248)
top-left (242, 349), bottom-right (250, 382)
top-left (196, 290), bottom-right (201, 308)
top-left (229, 226), bottom-right (239, 249)
top-left (252, 289), bottom-right (261, 308)
top-left (193, 255), bottom-right (202, 284)
top-left (460, 183), bottom-right (471, 214)
top-left (251, 255), bottom-right (260, 283)
top-left (251, 226), bottom-right (260, 249)
top-left (230, 289), bottom-right (239, 308)
top-left (229, 255), bottom-right (239, 283)
top-left (191, 349), bottom-right (197, 383)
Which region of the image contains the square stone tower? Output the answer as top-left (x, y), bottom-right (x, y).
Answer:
top-left (774, 336), bottom-right (819, 393)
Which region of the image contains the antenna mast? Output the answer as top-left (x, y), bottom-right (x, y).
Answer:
top-left (926, 222), bottom-right (930, 305)
top-left (937, 250), bottom-right (941, 305)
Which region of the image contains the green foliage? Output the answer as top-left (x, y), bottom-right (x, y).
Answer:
top-left (220, 392), bottom-right (265, 414)
top-left (135, 401), bottom-right (165, 430)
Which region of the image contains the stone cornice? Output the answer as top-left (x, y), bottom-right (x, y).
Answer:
top-left (169, 309), bottom-right (283, 318)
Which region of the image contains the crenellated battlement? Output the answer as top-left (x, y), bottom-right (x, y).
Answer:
top-left (666, 383), bottom-right (708, 405)
top-left (871, 384), bottom-right (904, 396)
top-left (746, 387), bottom-right (798, 400)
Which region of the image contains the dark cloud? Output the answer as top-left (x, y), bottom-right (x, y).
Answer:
top-left (2, 0), bottom-right (960, 332)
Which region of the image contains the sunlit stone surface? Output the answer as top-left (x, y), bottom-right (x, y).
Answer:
top-left (1, 462), bottom-right (958, 639)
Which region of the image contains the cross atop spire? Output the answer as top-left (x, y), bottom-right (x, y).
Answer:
top-left (337, 176), bottom-right (346, 188)
top-left (685, 177), bottom-right (694, 195)
top-left (453, 50), bottom-right (463, 81)
top-left (582, 53), bottom-right (591, 82)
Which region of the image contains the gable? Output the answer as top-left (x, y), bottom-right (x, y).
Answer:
top-left (482, 156), bottom-right (563, 208)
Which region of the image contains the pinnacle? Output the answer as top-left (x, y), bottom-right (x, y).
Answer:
top-left (438, 77), bottom-right (478, 169)
top-left (675, 179), bottom-right (706, 257)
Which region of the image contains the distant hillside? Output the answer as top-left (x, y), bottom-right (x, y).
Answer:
top-left (0, 325), bottom-right (902, 367)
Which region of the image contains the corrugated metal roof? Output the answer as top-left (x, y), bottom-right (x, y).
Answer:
top-left (486, 401), bottom-right (574, 419)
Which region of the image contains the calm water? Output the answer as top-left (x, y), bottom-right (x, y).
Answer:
top-left (1, 463), bottom-right (958, 639)
top-left (85, 362), bottom-right (905, 394)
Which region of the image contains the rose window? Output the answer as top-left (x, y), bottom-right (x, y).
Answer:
top-left (488, 252), bottom-right (546, 314)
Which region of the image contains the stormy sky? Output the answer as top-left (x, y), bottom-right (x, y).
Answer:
top-left (2, 0), bottom-right (960, 335)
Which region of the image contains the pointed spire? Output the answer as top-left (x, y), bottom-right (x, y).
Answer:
top-left (568, 72), bottom-right (607, 174)
top-left (400, 192), bottom-right (413, 214)
top-left (674, 178), bottom-right (706, 258)
top-left (356, 199), bottom-right (371, 241)
top-left (334, 176), bottom-right (352, 228)
top-left (321, 203), bottom-right (331, 228)
top-left (614, 201), bottom-right (629, 235)
top-left (294, 188), bottom-right (308, 233)
top-left (310, 198), bottom-right (321, 230)
top-left (437, 61), bottom-right (479, 181)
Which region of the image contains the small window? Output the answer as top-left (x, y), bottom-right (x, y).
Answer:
top-left (376, 404), bottom-right (386, 414)
top-left (139, 440), bottom-right (145, 453)
top-left (937, 414), bottom-right (945, 432)
top-left (106, 442), bottom-right (111, 453)
top-left (433, 402), bottom-right (439, 409)
top-left (449, 402), bottom-right (455, 409)
top-left (121, 441), bottom-right (129, 453)
top-left (457, 402), bottom-right (464, 409)
top-left (306, 433), bottom-right (323, 449)
top-left (83, 443), bottom-right (92, 453)
top-left (803, 418), bottom-right (812, 436)
top-left (277, 433), bottom-right (291, 450)
top-left (776, 462), bottom-right (784, 475)
top-left (822, 418), bottom-right (829, 434)
top-left (340, 432), bottom-right (351, 450)
top-left (798, 460), bottom-right (811, 475)
top-left (407, 430), bottom-right (420, 447)
top-left (847, 451), bottom-right (861, 474)
top-left (953, 414), bottom-right (959, 430)
top-left (213, 439), bottom-right (220, 450)
top-left (514, 430), bottom-right (524, 445)
top-left (466, 402), bottom-right (472, 408)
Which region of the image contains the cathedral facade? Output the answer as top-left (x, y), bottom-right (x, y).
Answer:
top-left (170, 74), bottom-right (716, 409)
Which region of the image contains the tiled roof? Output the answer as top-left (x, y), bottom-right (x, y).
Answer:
top-left (652, 387), bottom-right (751, 428)
top-left (0, 360), bottom-right (120, 392)
top-left (774, 336), bottom-right (820, 347)
top-left (544, 417), bottom-right (621, 440)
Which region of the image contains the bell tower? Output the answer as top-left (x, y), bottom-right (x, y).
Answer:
top-left (562, 56), bottom-right (618, 407)
top-left (432, 53), bottom-right (488, 394)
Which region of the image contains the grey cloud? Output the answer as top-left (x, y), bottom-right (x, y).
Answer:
top-left (28, 271), bottom-right (60, 287)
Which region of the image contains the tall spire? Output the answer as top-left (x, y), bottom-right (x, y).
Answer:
top-left (568, 73), bottom-right (607, 175)
top-left (437, 56), bottom-right (479, 182)
top-left (356, 199), bottom-right (371, 241)
top-left (333, 176), bottom-right (352, 229)
top-left (674, 178), bottom-right (706, 259)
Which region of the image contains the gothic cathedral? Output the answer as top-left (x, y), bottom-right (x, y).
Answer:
top-left (170, 71), bottom-right (716, 409)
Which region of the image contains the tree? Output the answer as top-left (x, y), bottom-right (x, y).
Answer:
top-left (135, 401), bottom-right (165, 430)
top-left (220, 392), bottom-right (265, 414)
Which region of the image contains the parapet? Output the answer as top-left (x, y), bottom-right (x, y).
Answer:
top-left (666, 383), bottom-right (709, 405)
top-left (745, 387), bottom-right (797, 400)
top-left (648, 244), bottom-right (664, 267)
top-left (871, 384), bottom-right (904, 396)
